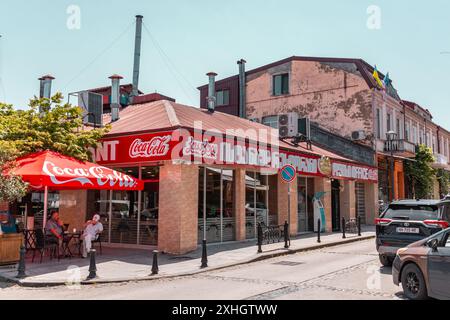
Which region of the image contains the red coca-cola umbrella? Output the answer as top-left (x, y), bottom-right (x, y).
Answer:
top-left (5, 150), bottom-right (144, 227)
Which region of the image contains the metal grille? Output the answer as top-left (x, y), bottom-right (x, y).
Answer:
top-left (355, 182), bottom-right (366, 224)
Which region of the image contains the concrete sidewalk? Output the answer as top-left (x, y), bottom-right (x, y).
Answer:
top-left (0, 227), bottom-right (375, 287)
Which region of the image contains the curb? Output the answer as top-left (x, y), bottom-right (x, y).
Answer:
top-left (0, 234), bottom-right (375, 288)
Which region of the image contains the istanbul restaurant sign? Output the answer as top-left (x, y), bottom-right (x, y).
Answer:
top-left (93, 130), bottom-right (378, 182)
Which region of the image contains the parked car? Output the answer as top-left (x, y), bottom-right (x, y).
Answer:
top-left (376, 199), bottom-right (449, 266)
top-left (392, 227), bottom-right (450, 300)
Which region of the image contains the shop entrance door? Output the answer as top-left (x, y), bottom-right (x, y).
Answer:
top-left (331, 180), bottom-right (341, 231)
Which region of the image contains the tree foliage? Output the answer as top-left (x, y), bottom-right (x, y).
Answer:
top-left (405, 144), bottom-right (436, 199)
top-left (437, 168), bottom-right (450, 197)
top-left (0, 93), bottom-right (110, 202)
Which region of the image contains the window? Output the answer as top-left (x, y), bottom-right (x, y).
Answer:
top-left (273, 73), bottom-right (289, 96)
top-left (396, 118), bottom-right (400, 137)
top-left (262, 115), bottom-right (279, 129)
top-left (376, 109), bottom-right (381, 139)
top-left (405, 121), bottom-right (410, 142)
top-left (216, 90), bottom-right (230, 106)
top-left (386, 113), bottom-right (391, 132)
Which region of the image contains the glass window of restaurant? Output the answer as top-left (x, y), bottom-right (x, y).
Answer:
top-left (10, 191), bottom-right (60, 230)
top-left (198, 167), bottom-right (236, 243)
top-left (245, 171), bottom-right (269, 239)
top-left (297, 177), bottom-right (314, 232)
top-left (88, 165), bottom-right (159, 246)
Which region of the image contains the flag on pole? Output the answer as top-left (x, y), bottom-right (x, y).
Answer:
top-left (383, 72), bottom-right (392, 88)
top-left (372, 65), bottom-right (384, 88)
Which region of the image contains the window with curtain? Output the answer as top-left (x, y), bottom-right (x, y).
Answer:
top-left (273, 73), bottom-right (289, 96)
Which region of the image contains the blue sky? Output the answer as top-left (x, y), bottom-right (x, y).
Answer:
top-left (1, 0), bottom-right (450, 128)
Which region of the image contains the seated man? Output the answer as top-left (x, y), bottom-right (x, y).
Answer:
top-left (81, 214), bottom-right (103, 258)
top-left (45, 211), bottom-right (64, 247)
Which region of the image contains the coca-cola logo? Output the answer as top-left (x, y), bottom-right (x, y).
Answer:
top-left (183, 136), bottom-right (218, 160)
top-left (42, 161), bottom-right (138, 188)
top-left (129, 135), bottom-right (172, 158)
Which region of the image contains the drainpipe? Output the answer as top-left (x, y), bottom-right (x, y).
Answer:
top-left (206, 72), bottom-right (217, 113)
top-left (109, 74), bottom-right (123, 122)
top-left (237, 59), bottom-right (246, 118)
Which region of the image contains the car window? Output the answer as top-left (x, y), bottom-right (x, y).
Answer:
top-left (439, 203), bottom-right (450, 222)
top-left (383, 204), bottom-right (438, 220)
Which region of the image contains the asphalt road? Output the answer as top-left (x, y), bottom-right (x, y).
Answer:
top-left (0, 239), bottom-right (405, 300)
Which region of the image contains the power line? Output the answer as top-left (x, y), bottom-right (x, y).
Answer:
top-left (62, 21), bottom-right (135, 91)
top-left (142, 22), bottom-right (197, 104)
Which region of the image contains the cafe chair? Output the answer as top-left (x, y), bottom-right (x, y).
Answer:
top-left (31, 229), bottom-right (59, 263)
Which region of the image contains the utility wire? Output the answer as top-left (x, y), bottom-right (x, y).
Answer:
top-left (142, 22), bottom-right (197, 105)
top-left (62, 21), bottom-right (135, 91)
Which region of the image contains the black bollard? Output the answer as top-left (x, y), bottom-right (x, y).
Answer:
top-left (16, 244), bottom-right (27, 279)
top-left (151, 250), bottom-right (159, 275)
top-left (200, 239), bottom-right (208, 268)
top-left (317, 219), bottom-right (321, 243)
top-left (342, 217), bottom-right (346, 239)
top-left (86, 249), bottom-right (97, 280)
top-left (357, 215), bottom-right (361, 236)
top-left (257, 223), bottom-right (263, 253)
top-left (284, 221), bottom-right (289, 248)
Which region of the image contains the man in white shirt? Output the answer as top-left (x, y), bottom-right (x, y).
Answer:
top-left (81, 214), bottom-right (103, 258)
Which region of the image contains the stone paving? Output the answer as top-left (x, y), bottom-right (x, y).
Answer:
top-left (0, 227), bottom-right (374, 286)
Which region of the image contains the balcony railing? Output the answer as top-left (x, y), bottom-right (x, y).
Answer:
top-left (432, 153), bottom-right (449, 169)
top-left (384, 139), bottom-right (416, 154)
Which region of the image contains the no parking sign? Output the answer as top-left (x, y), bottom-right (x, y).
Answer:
top-left (280, 164), bottom-right (296, 183)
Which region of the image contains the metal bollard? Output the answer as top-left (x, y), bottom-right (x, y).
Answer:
top-left (357, 215), bottom-right (361, 236)
top-left (16, 244), bottom-right (27, 279)
top-left (342, 217), bottom-right (346, 239)
top-left (317, 219), bottom-right (321, 243)
top-left (151, 250), bottom-right (159, 275)
top-left (200, 239), bottom-right (208, 268)
top-left (284, 221), bottom-right (289, 248)
top-left (257, 223), bottom-right (263, 253)
top-left (86, 249), bottom-right (97, 280)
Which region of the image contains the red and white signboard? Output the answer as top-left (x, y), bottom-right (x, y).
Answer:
top-left (94, 129), bottom-right (378, 183)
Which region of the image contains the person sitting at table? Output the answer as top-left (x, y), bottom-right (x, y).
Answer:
top-left (45, 211), bottom-right (64, 247)
top-left (81, 214), bottom-right (103, 258)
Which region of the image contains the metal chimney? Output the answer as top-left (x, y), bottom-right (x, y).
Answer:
top-left (131, 15), bottom-right (143, 100)
top-left (39, 74), bottom-right (55, 99)
top-left (237, 59), bottom-right (246, 118)
top-left (109, 74), bottom-right (123, 122)
top-left (38, 74), bottom-right (55, 116)
top-left (206, 72), bottom-right (217, 113)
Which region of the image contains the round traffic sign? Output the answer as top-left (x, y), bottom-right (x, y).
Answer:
top-left (280, 164), bottom-right (296, 183)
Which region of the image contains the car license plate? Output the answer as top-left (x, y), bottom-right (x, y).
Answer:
top-left (396, 227), bottom-right (419, 234)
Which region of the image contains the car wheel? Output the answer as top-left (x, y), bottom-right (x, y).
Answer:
top-left (379, 254), bottom-right (393, 267)
top-left (401, 263), bottom-right (428, 300)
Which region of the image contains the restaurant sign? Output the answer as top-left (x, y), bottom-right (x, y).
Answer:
top-left (94, 130), bottom-right (377, 182)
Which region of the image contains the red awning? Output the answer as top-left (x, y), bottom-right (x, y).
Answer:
top-left (6, 150), bottom-right (143, 191)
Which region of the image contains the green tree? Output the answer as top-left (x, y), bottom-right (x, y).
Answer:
top-left (436, 168), bottom-right (450, 197)
top-left (0, 93), bottom-right (110, 201)
top-left (405, 144), bottom-right (436, 199)
top-left (0, 141), bottom-right (28, 202)
top-left (0, 93), bottom-right (110, 161)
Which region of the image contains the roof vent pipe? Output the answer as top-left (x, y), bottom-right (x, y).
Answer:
top-left (109, 74), bottom-right (123, 122)
top-left (130, 15), bottom-right (143, 101)
top-left (206, 72), bottom-right (217, 113)
top-left (237, 59), bottom-right (246, 118)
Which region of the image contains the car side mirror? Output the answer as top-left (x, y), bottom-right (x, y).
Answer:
top-left (427, 238), bottom-right (439, 252)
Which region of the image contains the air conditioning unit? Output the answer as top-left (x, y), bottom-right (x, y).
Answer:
top-left (278, 112), bottom-right (299, 138)
top-left (78, 91), bottom-right (103, 127)
top-left (351, 130), bottom-right (366, 141)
